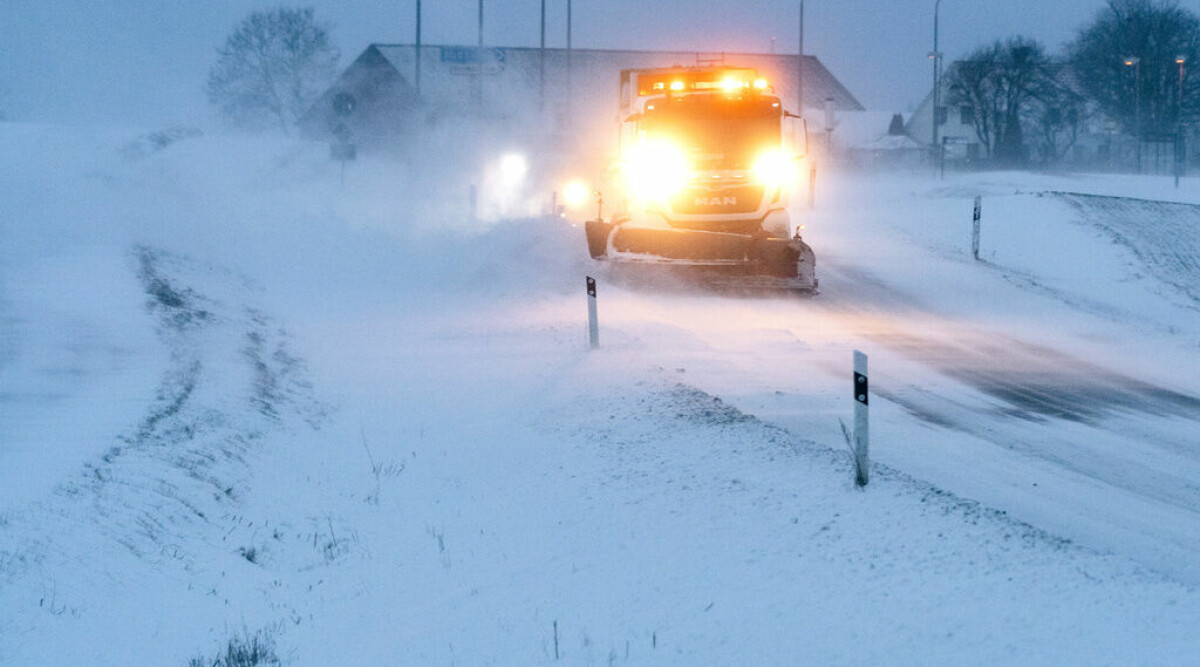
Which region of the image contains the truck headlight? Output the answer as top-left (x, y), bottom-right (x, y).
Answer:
top-left (752, 149), bottom-right (796, 189)
top-left (625, 140), bottom-right (689, 201)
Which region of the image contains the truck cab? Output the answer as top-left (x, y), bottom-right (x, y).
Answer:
top-left (614, 67), bottom-right (807, 238)
top-left (584, 65), bottom-right (817, 292)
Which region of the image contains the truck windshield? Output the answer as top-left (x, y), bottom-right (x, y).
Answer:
top-left (640, 95), bottom-right (781, 170)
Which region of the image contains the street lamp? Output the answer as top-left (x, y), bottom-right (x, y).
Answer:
top-left (565, 0), bottom-right (574, 126)
top-left (474, 0), bottom-right (484, 108)
top-left (1176, 55), bottom-right (1187, 186)
top-left (1124, 56), bottom-right (1141, 172)
top-left (798, 0), bottom-right (806, 113)
top-left (1177, 55), bottom-right (1187, 118)
top-left (539, 0), bottom-right (546, 112)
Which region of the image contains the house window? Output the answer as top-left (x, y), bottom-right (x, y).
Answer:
top-left (960, 105), bottom-right (973, 125)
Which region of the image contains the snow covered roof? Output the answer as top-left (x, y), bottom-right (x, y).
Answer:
top-left (813, 110), bottom-right (923, 151)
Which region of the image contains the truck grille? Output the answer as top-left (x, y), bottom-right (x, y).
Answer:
top-left (670, 184), bottom-right (765, 215)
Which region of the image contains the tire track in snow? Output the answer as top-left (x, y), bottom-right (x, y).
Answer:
top-left (1054, 192), bottom-right (1200, 305)
top-left (801, 259), bottom-right (1200, 582)
top-left (0, 246), bottom-right (328, 614)
top-left (816, 262), bottom-right (1200, 426)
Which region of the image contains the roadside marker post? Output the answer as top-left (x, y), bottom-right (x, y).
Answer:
top-left (586, 276), bottom-right (599, 349)
top-left (329, 93), bottom-right (357, 187)
top-left (853, 350), bottom-right (869, 487)
top-left (972, 195), bottom-right (982, 261)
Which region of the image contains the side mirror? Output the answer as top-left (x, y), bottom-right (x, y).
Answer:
top-left (787, 116), bottom-right (809, 159)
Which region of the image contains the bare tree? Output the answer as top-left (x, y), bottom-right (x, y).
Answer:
top-left (1029, 67), bottom-right (1093, 165)
top-left (206, 7), bottom-right (339, 133)
top-left (945, 46), bottom-right (999, 159)
top-left (1069, 0), bottom-right (1200, 140)
top-left (945, 37), bottom-right (1057, 165)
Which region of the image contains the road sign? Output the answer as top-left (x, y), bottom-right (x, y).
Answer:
top-left (440, 46), bottom-right (506, 74)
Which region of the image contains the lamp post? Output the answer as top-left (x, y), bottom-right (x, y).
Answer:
top-left (539, 0), bottom-right (546, 112)
top-left (1177, 55), bottom-right (1187, 186)
top-left (473, 0), bottom-right (485, 109)
top-left (930, 0), bottom-right (943, 153)
top-left (1125, 56), bottom-right (1141, 172)
top-left (565, 0), bottom-right (573, 127)
top-left (798, 0), bottom-right (805, 113)
top-left (1177, 55), bottom-right (1187, 114)
top-left (414, 0), bottom-right (422, 93)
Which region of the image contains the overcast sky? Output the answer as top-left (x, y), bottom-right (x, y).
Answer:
top-left (4, 1), bottom-right (1200, 127)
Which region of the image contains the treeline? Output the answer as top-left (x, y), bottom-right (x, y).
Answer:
top-left (942, 0), bottom-right (1199, 166)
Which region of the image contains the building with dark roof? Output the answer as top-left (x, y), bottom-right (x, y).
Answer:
top-left (302, 43), bottom-right (863, 147)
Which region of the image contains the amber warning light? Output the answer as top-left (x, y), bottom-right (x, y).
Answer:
top-left (636, 69), bottom-right (764, 96)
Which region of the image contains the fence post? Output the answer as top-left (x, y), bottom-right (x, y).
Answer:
top-left (971, 195), bottom-right (982, 261)
top-left (586, 276), bottom-right (599, 349)
top-left (853, 350), bottom-right (869, 487)
top-left (940, 137), bottom-right (947, 180)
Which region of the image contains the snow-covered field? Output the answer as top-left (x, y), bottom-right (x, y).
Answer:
top-left (2, 122), bottom-right (1199, 665)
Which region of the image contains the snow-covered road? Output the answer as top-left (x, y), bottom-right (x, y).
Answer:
top-left (581, 174), bottom-right (1200, 585)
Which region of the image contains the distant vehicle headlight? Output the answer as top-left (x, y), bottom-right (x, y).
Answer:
top-left (563, 180), bottom-right (590, 209)
top-left (499, 153), bottom-right (529, 188)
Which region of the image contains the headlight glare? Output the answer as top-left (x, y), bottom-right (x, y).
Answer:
top-left (752, 149), bottom-right (796, 189)
top-left (625, 140), bottom-right (689, 202)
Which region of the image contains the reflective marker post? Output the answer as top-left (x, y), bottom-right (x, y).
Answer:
top-left (586, 276), bottom-right (599, 349)
top-left (853, 350), bottom-right (869, 487)
top-left (972, 195), bottom-right (982, 261)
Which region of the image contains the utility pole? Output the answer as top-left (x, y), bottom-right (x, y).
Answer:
top-left (476, 0), bottom-right (484, 109)
top-left (414, 0), bottom-right (422, 93)
top-left (931, 0), bottom-right (943, 159)
top-left (566, 0), bottom-right (574, 125)
top-left (540, 0), bottom-right (546, 112)
top-left (797, 0), bottom-right (805, 113)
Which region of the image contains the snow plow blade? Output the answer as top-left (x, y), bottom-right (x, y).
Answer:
top-left (586, 219), bottom-right (817, 292)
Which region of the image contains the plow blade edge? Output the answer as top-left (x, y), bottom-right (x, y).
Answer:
top-left (586, 220), bottom-right (813, 288)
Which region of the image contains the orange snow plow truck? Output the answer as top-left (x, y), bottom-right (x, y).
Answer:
top-left (584, 65), bottom-right (816, 292)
